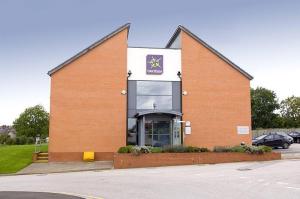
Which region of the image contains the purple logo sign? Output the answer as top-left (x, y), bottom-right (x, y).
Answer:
top-left (146, 55), bottom-right (163, 74)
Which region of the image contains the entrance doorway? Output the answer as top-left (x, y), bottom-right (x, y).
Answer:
top-left (145, 119), bottom-right (171, 147)
top-left (136, 112), bottom-right (182, 147)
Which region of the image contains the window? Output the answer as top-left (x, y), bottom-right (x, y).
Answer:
top-left (273, 135), bottom-right (281, 139)
top-left (137, 96), bottom-right (172, 109)
top-left (136, 81), bottom-right (172, 110)
top-left (265, 135), bottom-right (273, 140)
top-left (137, 81), bottom-right (172, 95)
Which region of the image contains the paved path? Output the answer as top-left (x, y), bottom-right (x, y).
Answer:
top-left (0, 159), bottom-right (299, 199)
top-left (17, 161), bottom-right (113, 175)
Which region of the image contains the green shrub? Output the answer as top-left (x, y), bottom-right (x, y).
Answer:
top-left (162, 145), bottom-right (185, 153)
top-left (118, 145), bottom-right (134, 153)
top-left (185, 146), bottom-right (200, 152)
top-left (213, 146), bottom-right (231, 152)
top-left (26, 137), bottom-right (35, 144)
top-left (229, 146), bottom-right (246, 153)
top-left (15, 136), bottom-right (27, 145)
top-left (259, 145), bottom-right (272, 153)
top-left (213, 145), bottom-right (272, 154)
top-left (5, 138), bottom-right (16, 145)
top-left (199, 147), bottom-right (210, 152)
top-left (117, 145), bottom-right (209, 154)
top-left (131, 146), bottom-right (151, 156)
top-left (162, 145), bottom-right (209, 153)
top-left (150, 147), bottom-right (162, 153)
top-left (0, 134), bottom-right (10, 144)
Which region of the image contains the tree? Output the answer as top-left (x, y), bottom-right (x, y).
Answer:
top-left (251, 87), bottom-right (280, 129)
top-left (280, 96), bottom-right (300, 128)
top-left (13, 105), bottom-right (49, 138)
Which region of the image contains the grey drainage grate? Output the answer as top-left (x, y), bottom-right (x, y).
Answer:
top-left (237, 168), bottom-right (252, 171)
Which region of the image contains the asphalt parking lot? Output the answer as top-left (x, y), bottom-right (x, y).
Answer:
top-left (273, 143), bottom-right (300, 153)
top-left (0, 159), bottom-right (299, 199)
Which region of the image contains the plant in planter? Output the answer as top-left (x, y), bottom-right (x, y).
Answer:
top-left (150, 147), bottom-right (163, 153)
top-left (213, 145), bottom-right (272, 154)
top-left (117, 145), bottom-right (134, 153)
top-left (117, 145), bottom-right (210, 154)
top-left (131, 146), bottom-right (151, 155)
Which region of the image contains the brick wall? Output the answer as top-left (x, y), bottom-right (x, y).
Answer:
top-left (49, 29), bottom-right (128, 161)
top-left (181, 31), bottom-right (252, 149)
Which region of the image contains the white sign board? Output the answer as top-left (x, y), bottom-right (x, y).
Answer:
top-left (237, 126), bottom-right (250, 135)
top-left (127, 47), bottom-right (181, 81)
top-left (185, 121), bottom-right (191, 126)
top-left (185, 126), bottom-right (191, 134)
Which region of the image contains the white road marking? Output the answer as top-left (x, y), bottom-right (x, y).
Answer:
top-left (286, 186), bottom-right (300, 190)
top-left (277, 182), bottom-right (289, 185)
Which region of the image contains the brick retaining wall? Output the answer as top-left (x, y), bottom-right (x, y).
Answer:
top-left (114, 152), bottom-right (281, 169)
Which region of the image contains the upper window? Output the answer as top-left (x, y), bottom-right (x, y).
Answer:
top-left (136, 81), bottom-right (172, 110)
top-left (137, 81), bottom-right (172, 95)
top-left (137, 96), bottom-right (172, 109)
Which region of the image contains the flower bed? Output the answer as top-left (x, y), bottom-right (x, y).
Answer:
top-left (114, 145), bottom-right (281, 169)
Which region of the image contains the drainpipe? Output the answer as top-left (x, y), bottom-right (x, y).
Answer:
top-left (126, 70), bottom-right (132, 146)
top-left (177, 71), bottom-right (183, 145)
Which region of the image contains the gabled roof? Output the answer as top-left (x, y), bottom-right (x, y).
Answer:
top-left (48, 23), bottom-right (131, 76)
top-left (166, 25), bottom-right (253, 80)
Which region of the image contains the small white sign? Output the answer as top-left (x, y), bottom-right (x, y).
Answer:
top-left (185, 121), bottom-right (191, 126)
top-left (237, 126), bottom-right (250, 135)
top-left (185, 126), bottom-right (191, 134)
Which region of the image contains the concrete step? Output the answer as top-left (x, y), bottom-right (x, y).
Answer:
top-left (38, 153), bottom-right (48, 157)
top-left (37, 156), bottom-right (48, 160)
top-left (34, 160), bottom-right (49, 163)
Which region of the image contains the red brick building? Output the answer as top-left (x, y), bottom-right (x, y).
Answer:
top-left (48, 23), bottom-right (253, 161)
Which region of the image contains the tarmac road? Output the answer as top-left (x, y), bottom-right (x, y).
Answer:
top-left (0, 159), bottom-right (299, 199)
top-left (0, 191), bottom-right (83, 199)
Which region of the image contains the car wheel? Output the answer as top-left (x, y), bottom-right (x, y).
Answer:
top-left (283, 143), bottom-right (289, 149)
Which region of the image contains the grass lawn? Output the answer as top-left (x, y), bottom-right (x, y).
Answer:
top-left (0, 144), bottom-right (48, 174)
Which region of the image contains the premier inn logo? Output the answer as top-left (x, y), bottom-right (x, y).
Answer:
top-left (146, 55), bottom-right (163, 74)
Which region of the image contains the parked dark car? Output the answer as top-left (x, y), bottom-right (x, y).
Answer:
top-left (252, 134), bottom-right (292, 149)
top-left (270, 132), bottom-right (294, 144)
top-left (288, 132), bottom-right (300, 143)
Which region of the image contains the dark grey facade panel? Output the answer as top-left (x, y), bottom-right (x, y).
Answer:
top-left (127, 80), bottom-right (181, 118)
top-left (172, 81), bottom-right (181, 111)
top-left (127, 80), bottom-right (136, 110)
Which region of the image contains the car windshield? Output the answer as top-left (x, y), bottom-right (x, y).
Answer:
top-left (255, 135), bottom-right (267, 140)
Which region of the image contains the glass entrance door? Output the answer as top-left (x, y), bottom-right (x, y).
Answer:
top-left (145, 120), bottom-right (171, 147)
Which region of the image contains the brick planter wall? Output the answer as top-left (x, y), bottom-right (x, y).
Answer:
top-left (113, 152), bottom-right (281, 169)
top-left (49, 152), bottom-right (114, 162)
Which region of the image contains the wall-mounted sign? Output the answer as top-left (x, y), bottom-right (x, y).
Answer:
top-left (127, 48), bottom-right (181, 81)
top-left (146, 54), bottom-right (163, 75)
top-left (185, 121), bottom-right (191, 126)
top-left (237, 126), bottom-right (250, 135)
top-left (185, 126), bottom-right (191, 134)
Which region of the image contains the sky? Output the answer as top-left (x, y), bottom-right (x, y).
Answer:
top-left (0, 0), bottom-right (300, 125)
